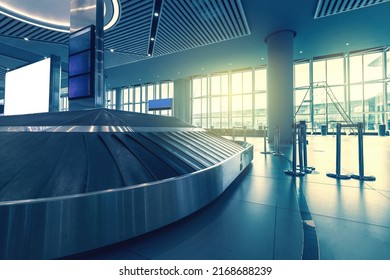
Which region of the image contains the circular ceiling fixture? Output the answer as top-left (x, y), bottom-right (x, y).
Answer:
top-left (0, 0), bottom-right (121, 32)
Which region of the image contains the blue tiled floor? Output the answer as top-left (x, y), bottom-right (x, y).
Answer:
top-left (70, 135), bottom-right (390, 260)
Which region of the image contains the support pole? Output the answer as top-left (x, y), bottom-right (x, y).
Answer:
top-left (300, 121), bottom-right (315, 173)
top-left (261, 126), bottom-right (272, 154)
top-left (273, 126), bottom-right (284, 156)
top-left (326, 123), bottom-right (351, 179)
top-left (351, 123), bottom-right (376, 181)
top-left (297, 122), bottom-right (304, 170)
top-left (285, 123), bottom-right (305, 176)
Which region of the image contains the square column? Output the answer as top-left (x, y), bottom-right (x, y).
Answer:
top-left (68, 0), bottom-right (104, 110)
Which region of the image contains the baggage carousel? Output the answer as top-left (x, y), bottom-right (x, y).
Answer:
top-left (0, 109), bottom-right (253, 259)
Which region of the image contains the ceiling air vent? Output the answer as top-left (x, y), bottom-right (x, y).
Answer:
top-left (314, 0), bottom-right (390, 18)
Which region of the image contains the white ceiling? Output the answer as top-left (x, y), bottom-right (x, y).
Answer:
top-left (0, 0), bottom-right (389, 92)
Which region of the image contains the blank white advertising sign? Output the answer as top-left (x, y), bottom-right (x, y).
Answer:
top-left (4, 58), bottom-right (51, 116)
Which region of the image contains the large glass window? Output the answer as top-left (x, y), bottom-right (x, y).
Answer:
top-left (294, 62), bottom-right (311, 126)
top-left (295, 48), bottom-right (388, 132)
top-left (114, 81), bottom-right (174, 116)
top-left (364, 52), bottom-right (383, 82)
top-left (60, 88), bottom-right (69, 111)
top-left (209, 74), bottom-right (228, 129)
top-left (106, 89), bottom-right (116, 109)
top-left (191, 68), bottom-right (267, 129)
top-left (192, 77), bottom-right (208, 127)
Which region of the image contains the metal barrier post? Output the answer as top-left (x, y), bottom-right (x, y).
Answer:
top-left (285, 123), bottom-right (305, 176)
top-left (351, 123), bottom-right (376, 181)
top-left (261, 126), bottom-right (272, 154)
top-left (300, 121), bottom-right (315, 173)
top-left (243, 126), bottom-right (247, 142)
top-left (273, 126), bottom-right (284, 156)
top-left (297, 122), bottom-right (304, 170)
top-left (326, 123), bottom-right (351, 179)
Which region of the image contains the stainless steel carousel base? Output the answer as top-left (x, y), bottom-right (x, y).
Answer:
top-left (0, 109), bottom-right (253, 259)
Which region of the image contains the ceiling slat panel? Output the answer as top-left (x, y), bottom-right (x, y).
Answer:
top-left (216, 0), bottom-right (237, 38)
top-left (162, 2), bottom-right (206, 46)
top-left (0, 0), bottom-right (251, 69)
top-left (175, 1), bottom-right (212, 44)
top-left (191, 0), bottom-right (224, 41)
top-left (201, 1), bottom-right (228, 41)
top-left (314, 0), bottom-right (389, 18)
top-left (228, 0), bottom-right (249, 35)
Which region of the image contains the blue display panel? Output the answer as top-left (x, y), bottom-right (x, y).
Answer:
top-left (148, 98), bottom-right (173, 111)
top-left (68, 25), bottom-right (95, 99)
top-left (69, 51), bottom-right (91, 77)
top-left (69, 26), bottom-right (93, 55)
top-left (68, 74), bottom-right (92, 99)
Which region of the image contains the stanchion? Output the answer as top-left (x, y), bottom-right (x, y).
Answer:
top-left (298, 121), bottom-right (315, 173)
top-left (260, 126), bottom-right (272, 155)
top-left (326, 123), bottom-right (351, 179)
top-left (285, 123), bottom-right (305, 176)
top-left (273, 126), bottom-right (284, 156)
top-left (351, 123), bottom-right (376, 181)
top-left (243, 126), bottom-right (247, 142)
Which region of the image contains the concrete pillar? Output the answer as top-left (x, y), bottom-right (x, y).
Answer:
top-left (174, 78), bottom-right (191, 123)
top-left (265, 30), bottom-right (296, 143)
top-left (68, 0), bottom-right (104, 111)
top-left (115, 87), bottom-right (123, 110)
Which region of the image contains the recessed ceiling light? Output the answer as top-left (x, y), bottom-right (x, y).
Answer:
top-left (148, 53), bottom-right (151, 57)
top-left (154, 12), bottom-right (159, 17)
top-left (151, 37), bottom-right (155, 41)
top-left (24, 37), bottom-right (29, 41)
top-left (261, 57), bottom-right (264, 60)
top-left (299, 50), bottom-right (303, 54)
top-left (346, 42), bottom-right (350, 46)
top-left (110, 49), bottom-right (115, 52)
top-left (229, 63), bottom-right (232, 66)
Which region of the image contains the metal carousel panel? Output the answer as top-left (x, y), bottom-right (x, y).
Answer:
top-left (0, 109), bottom-right (253, 259)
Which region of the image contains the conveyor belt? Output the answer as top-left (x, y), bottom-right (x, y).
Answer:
top-left (0, 108), bottom-right (253, 259)
top-left (0, 109), bottom-right (249, 201)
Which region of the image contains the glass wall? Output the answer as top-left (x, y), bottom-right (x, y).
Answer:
top-left (117, 81), bottom-right (174, 116)
top-left (60, 88), bottom-right (69, 111)
top-left (102, 47), bottom-right (388, 133)
top-left (106, 89), bottom-right (116, 109)
top-left (191, 68), bottom-right (267, 129)
top-left (294, 48), bottom-right (389, 132)
top-left (192, 77), bottom-right (209, 128)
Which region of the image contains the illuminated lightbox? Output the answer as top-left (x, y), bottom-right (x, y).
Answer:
top-left (68, 25), bottom-right (95, 99)
top-left (148, 98), bottom-right (173, 111)
top-left (4, 58), bottom-right (51, 116)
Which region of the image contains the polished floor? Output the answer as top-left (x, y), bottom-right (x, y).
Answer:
top-left (69, 134), bottom-right (390, 260)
